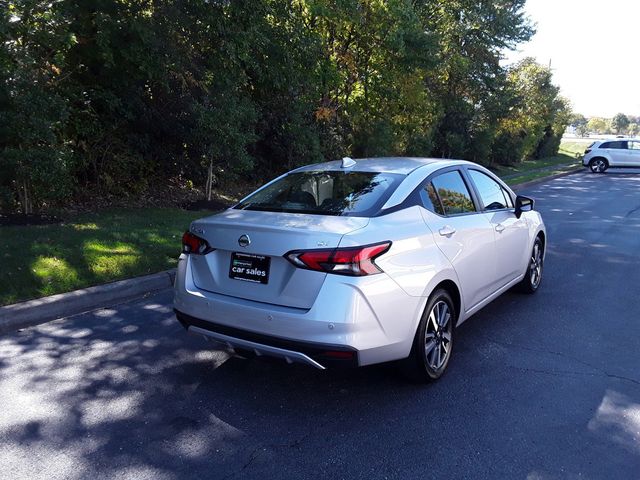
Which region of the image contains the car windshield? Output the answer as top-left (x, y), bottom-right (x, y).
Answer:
top-left (235, 171), bottom-right (404, 216)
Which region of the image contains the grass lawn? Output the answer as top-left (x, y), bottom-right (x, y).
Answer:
top-left (558, 140), bottom-right (590, 157)
top-left (501, 161), bottom-right (580, 186)
top-left (0, 208), bottom-right (214, 306)
top-left (493, 140), bottom-right (586, 186)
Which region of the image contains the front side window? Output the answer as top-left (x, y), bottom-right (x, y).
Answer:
top-left (430, 171), bottom-right (476, 215)
top-left (235, 171), bottom-right (403, 216)
top-left (468, 170), bottom-right (513, 210)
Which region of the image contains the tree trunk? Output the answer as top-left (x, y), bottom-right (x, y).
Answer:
top-left (206, 160), bottom-right (213, 201)
top-left (22, 180), bottom-right (32, 215)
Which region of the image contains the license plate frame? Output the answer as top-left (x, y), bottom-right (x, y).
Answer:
top-left (229, 252), bottom-right (271, 284)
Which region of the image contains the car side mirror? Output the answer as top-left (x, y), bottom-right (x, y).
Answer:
top-left (515, 195), bottom-right (534, 219)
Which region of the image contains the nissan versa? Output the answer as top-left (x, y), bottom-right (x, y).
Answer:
top-left (174, 157), bottom-right (546, 381)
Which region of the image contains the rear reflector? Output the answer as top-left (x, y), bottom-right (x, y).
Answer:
top-left (285, 241), bottom-right (391, 276)
top-left (182, 231), bottom-right (214, 255)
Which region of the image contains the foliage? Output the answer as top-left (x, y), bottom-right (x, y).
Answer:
top-left (611, 113), bottom-right (630, 134)
top-left (569, 113), bottom-right (588, 137)
top-left (492, 58), bottom-right (570, 164)
top-left (586, 117), bottom-right (610, 135)
top-left (0, 0), bottom-right (570, 213)
top-left (583, 114), bottom-right (640, 136)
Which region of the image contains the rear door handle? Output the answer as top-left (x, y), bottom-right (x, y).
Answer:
top-left (495, 224), bottom-right (505, 233)
top-left (439, 225), bottom-right (456, 237)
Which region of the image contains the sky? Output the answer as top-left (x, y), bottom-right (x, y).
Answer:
top-left (503, 0), bottom-right (640, 118)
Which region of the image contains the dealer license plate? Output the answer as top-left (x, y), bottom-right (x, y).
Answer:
top-left (229, 252), bottom-right (270, 284)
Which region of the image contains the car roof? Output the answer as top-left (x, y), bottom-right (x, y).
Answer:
top-left (595, 138), bottom-right (640, 144)
top-left (293, 157), bottom-right (470, 175)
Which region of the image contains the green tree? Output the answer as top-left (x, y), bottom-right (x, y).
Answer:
top-left (611, 113), bottom-right (630, 134)
top-left (586, 117), bottom-right (609, 135)
top-left (416, 0), bottom-right (534, 162)
top-left (492, 58), bottom-right (568, 164)
top-left (0, 0), bottom-right (76, 213)
top-left (570, 113), bottom-right (588, 136)
top-left (0, 0), bottom-right (572, 214)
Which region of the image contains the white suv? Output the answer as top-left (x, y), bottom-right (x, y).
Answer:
top-left (583, 139), bottom-right (640, 173)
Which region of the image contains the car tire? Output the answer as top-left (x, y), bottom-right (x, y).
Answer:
top-left (517, 237), bottom-right (544, 294)
top-left (589, 158), bottom-right (608, 173)
top-left (402, 288), bottom-right (455, 382)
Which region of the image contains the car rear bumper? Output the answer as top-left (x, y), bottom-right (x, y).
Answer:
top-left (173, 255), bottom-right (423, 367)
top-left (175, 309), bottom-right (358, 369)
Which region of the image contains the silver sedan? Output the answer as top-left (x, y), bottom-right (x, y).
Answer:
top-left (174, 157), bottom-right (546, 381)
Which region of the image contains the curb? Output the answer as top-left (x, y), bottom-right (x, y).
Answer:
top-left (510, 166), bottom-right (584, 191)
top-left (0, 269), bottom-right (176, 335)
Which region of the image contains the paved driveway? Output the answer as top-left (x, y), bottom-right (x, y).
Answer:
top-left (1, 170), bottom-right (639, 479)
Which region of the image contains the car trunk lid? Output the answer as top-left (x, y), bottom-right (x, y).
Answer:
top-left (188, 209), bottom-right (369, 309)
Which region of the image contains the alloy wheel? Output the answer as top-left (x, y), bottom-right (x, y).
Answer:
top-left (424, 300), bottom-right (452, 371)
top-left (590, 159), bottom-right (606, 173)
top-left (530, 242), bottom-right (542, 288)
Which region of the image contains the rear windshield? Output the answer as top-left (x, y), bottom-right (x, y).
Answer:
top-left (235, 171), bottom-right (404, 216)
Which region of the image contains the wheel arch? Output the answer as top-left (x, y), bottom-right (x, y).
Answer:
top-left (430, 279), bottom-right (462, 328)
top-left (535, 228), bottom-right (547, 260)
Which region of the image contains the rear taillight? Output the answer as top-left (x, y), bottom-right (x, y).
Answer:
top-left (584, 148), bottom-right (592, 154)
top-left (182, 231), bottom-right (214, 255)
top-left (285, 241), bottom-right (391, 276)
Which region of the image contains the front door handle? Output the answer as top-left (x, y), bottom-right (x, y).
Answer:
top-left (495, 223), bottom-right (505, 233)
top-left (439, 225), bottom-right (456, 237)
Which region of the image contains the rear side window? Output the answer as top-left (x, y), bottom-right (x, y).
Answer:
top-left (629, 141), bottom-right (640, 150)
top-left (420, 183), bottom-right (445, 215)
top-left (430, 171), bottom-right (476, 215)
top-left (600, 141), bottom-right (628, 149)
top-left (468, 170), bottom-right (513, 210)
top-left (235, 171), bottom-right (403, 216)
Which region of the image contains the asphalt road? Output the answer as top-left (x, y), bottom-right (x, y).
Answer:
top-left (2, 170), bottom-right (640, 479)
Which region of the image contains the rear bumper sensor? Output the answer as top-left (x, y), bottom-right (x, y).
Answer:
top-left (188, 325), bottom-right (326, 369)
top-left (174, 309), bottom-right (359, 369)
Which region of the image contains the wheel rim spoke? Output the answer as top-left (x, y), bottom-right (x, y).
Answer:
top-left (425, 339), bottom-right (437, 356)
top-left (425, 300), bottom-right (453, 370)
top-left (429, 310), bottom-right (438, 332)
top-left (530, 243), bottom-right (542, 287)
top-left (428, 343), bottom-right (438, 367)
top-left (438, 303), bottom-right (449, 327)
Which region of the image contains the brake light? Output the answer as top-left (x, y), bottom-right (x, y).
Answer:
top-left (584, 149), bottom-right (592, 154)
top-left (285, 241), bottom-right (391, 276)
top-left (182, 231), bottom-right (213, 255)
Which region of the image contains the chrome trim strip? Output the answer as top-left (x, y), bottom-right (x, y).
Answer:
top-left (188, 326), bottom-right (326, 370)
